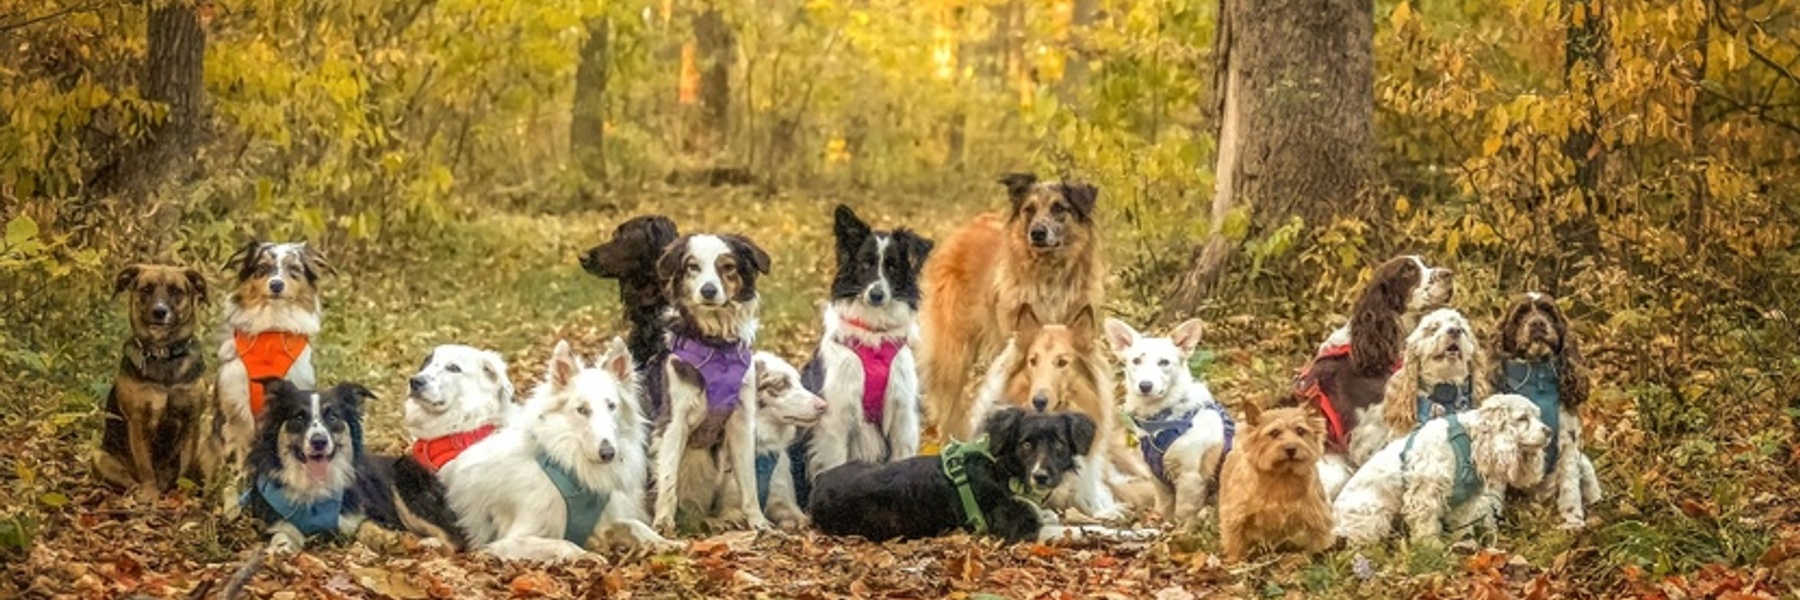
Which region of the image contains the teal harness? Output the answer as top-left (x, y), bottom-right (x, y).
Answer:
top-left (754, 451), bottom-right (779, 509)
top-left (1415, 379), bottom-right (1474, 424)
top-left (537, 453), bottom-right (609, 545)
top-left (1402, 417), bottom-right (1483, 510)
top-left (1502, 359), bottom-right (1561, 474)
top-left (252, 476), bottom-right (343, 537)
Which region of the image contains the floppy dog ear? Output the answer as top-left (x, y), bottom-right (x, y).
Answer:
top-left (1381, 344), bottom-right (1423, 433)
top-left (893, 228), bottom-right (934, 270)
top-left (655, 236), bottom-right (690, 283)
top-left (254, 377), bottom-right (292, 420)
top-left (979, 407), bottom-right (1025, 452)
top-left (335, 383), bottom-right (378, 413)
top-left (1350, 256), bottom-right (1417, 375)
top-left (1549, 301), bottom-right (1591, 410)
top-left (182, 267), bottom-right (210, 304)
top-left (481, 350), bottom-right (516, 405)
top-left (225, 240), bottom-right (263, 279)
top-left (297, 242), bottom-right (334, 281)
top-left (998, 172), bottom-right (1038, 214)
top-left (1102, 318), bottom-right (1139, 355)
top-left (547, 340), bottom-right (582, 389)
top-left (1059, 181), bottom-right (1099, 222)
top-left (1060, 412), bottom-right (1098, 455)
top-left (723, 234), bottom-right (772, 276)
top-left (1170, 318), bottom-right (1205, 354)
top-left (1469, 402), bottom-right (1523, 484)
top-left (113, 265), bottom-right (143, 297)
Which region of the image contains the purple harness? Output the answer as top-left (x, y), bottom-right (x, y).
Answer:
top-left (850, 339), bottom-right (903, 425)
top-left (671, 335), bottom-right (751, 449)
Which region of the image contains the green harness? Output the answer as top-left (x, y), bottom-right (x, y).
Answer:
top-left (940, 436), bottom-right (1047, 535)
top-left (537, 452), bottom-right (609, 545)
top-left (1402, 417), bottom-right (1487, 532)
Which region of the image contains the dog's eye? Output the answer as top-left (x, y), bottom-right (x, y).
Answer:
top-left (1054, 358), bottom-right (1069, 369)
top-left (445, 364), bottom-right (462, 374)
top-left (576, 405), bottom-right (592, 417)
top-left (1021, 441), bottom-right (1033, 450)
top-left (607, 400), bottom-right (617, 411)
top-left (1029, 357), bottom-right (1039, 367)
top-left (1050, 203), bottom-right (1066, 215)
top-left (686, 262), bottom-right (701, 273)
top-left (1157, 359), bottom-right (1170, 367)
top-left (1131, 357), bottom-right (1141, 365)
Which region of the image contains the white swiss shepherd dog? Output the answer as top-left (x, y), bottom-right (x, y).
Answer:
top-left (1103, 317), bottom-right (1232, 526)
top-left (441, 338), bottom-right (675, 562)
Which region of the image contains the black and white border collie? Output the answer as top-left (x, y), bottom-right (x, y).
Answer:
top-left (798, 205), bottom-right (933, 498)
top-left (649, 233), bottom-right (776, 533)
top-left (242, 379), bottom-right (401, 554)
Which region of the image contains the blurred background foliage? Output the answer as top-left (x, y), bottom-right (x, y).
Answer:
top-left (2, 0), bottom-right (1798, 588)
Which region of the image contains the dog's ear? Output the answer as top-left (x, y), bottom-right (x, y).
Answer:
top-left (1102, 317), bottom-right (1139, 355)
top-left (832, 205), bottom-right (871, 266)
top-left (1242, 401), bottom-right (1264, 427)
top-left (597, 337), bottom-right (633, 384)
top-left (225, 240), bottom-right (262, 278)
top-left (335, 383), bottom-right (377, 413)
top-left (1060, 412), bottom-right (1098, 456)
top-left (1014, 304), bottom-right (1043, 343)
top-left (998, 172), bottom-right (1038, 214)
top-left (297, 242), bottom-right (334, 281)
top-left (113, 265), bottom-right (143, 298)
top-left (1170, 318), bottom-right (1204, 354)
top-left (722, 234), bottom-right (772, 276)
top-left (181, 267), bottom-right (210, 304)
top-left (1068, 306), bottom-right (1097, 352)
top-left (645, 216), bottom-right (679, 248)
top-left (480, 350), bottom-right (516, 405)
top-left (255, 377), bottom-right (292, 414)
top-left (547, 339), bottom-right (582, 389)
top-left (893, 228), bottom-right (934, 269)
top-left (1059, 181), bottom-right (1099, 222)
top-left (979, 407), bottom-right (1025, 451)
top-left (655, 236), bottom-right (690, 283)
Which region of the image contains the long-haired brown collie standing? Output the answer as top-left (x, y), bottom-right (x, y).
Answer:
top-left (919, 173), bottom-right (1103, 441)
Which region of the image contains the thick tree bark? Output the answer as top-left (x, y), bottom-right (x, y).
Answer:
top-left (104, 0), bottom-right (206, 194)
top-left (571, 17), bottom-right (611, 184)
top-left (1177, 0), bottom-right (1374, 306)
top-left (694, 6), bottom-right (734, 150)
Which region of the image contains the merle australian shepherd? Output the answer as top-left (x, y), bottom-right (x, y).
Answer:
top-left (791, 205), bottom-right (932, 504)
top-left (809, 408), bottom-right (1101, 543)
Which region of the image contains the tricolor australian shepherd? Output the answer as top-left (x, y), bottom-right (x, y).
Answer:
top-left (919, 173), bottom-right (1104, 441)
top-left (800, 205), bottom-right (933, 486)
top-left (211, 241), bottom-right (329, 485)
top-left (441, 339), bottom-right (674, 561)
top-left (241, 379), bottom-right (400, 554)
top-left (649, 233), bottom-right (776, 532)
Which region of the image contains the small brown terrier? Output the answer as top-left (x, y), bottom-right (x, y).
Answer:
top-left (1218, 404), bottom-right (1335, 562)
top-left (94, 264), bottom-right (210, 502)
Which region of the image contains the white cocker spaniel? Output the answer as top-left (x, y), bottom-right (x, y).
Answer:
top-left (1332, 393), bottom-right (1550, 547)
top-left (1348, 308), bottom-right (1490, 465)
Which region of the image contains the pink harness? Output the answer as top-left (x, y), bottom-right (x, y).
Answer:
top-left (842, 317), bottom-right (905, 425)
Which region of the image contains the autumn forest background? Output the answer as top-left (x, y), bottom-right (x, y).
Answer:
top-left (2, 0), bottom-right (1798, 597)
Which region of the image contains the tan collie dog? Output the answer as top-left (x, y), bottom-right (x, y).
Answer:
top-left (920, 173), bottom-right (1103, 441)
top-left (966, 305), bottom-right (1156, 520)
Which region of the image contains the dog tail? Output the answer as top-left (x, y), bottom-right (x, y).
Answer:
top-left (220, 544), bottom-right (269, 600)
top-left (390, 455), bottom-right (470, 550)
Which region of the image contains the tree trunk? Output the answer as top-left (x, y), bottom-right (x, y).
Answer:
top-left (1177, 0), bottom-right (1373, 307)
top-left (1685, 3), bottom-right (1709, 253)
top-left (571, 17), bottom-right (611, 185)
top-left (103, 0), bottom-right (206, 195)
top-left (1056, 0), bottom-right (1097, 106)
top-left (694, 6), bottom-right (734, 152)
top-left (1558, 0), bottom-right (1608, 255)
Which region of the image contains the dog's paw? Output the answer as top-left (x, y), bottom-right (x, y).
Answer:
top-left (746, 515), bottom-right (775, 532)
top-left (652, 515), bottom-right (677, 534)
top-left (1556, 516), bottom-right (1587, 531)
top-left (1089, 505), bottom-right (1129, 523)
top-left (1106, 527), bottom-right (1161, 543)
top-left (268, 533), bottom-right (302, 555)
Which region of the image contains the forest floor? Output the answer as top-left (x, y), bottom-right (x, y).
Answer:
top-left (3, 189), bottom-right (1797, 599)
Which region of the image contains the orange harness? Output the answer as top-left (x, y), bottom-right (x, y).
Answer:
top-left (234, 330), bottom-right (311, 415)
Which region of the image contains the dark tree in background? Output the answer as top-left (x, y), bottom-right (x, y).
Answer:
top-left (572, 17), bottom-right (611, 185)
top-left (106, 0), bottom-right (207, 195)
top-left (695, 5), bottom-right (734, 151)
top-left (1179, 0), bottom-right (1375, 304)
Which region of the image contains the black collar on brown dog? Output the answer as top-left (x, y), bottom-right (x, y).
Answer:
top-left (134, 337), bottom-right (196, 361)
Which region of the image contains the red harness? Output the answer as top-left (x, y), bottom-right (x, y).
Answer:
top-left (1295, 341), bottom-right (1400, 449)
top-left (233, 330), bottom-right (311, 416)
top-left (410, 424), bottom-right (498, 472)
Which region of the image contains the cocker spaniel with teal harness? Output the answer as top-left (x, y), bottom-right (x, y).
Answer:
top-left (1488, 292), bottom-right (1601, 529)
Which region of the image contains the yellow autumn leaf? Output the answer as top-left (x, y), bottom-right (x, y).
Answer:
top-left (1391, 1), bottom-right (1413, 29)
top-left (1394, 195), bottom-right (1412, 216)
top-left (1445, 229), bottom-right (1462, 256)
top-left (1482, 135), bottom-right (1503, 157)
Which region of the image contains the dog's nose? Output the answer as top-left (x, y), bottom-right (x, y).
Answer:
top-left (579, 250), bottom-right (598, 269)
top-left (409, 376), bottom-right (427, 393)
top-left (1032, 471), bottom-right (1053, 487)
top-left (308, 435), bottom-right (330, 453)
top-left (1447, 326), bottom-right (1464, 338)
top-left (1031, 394), bottom-right (1049, 412)
top-left (1137, 381), bottom-right (1154, 395)
top-left (1433, 269), bottom-right (1454, 283)
top-left (1285, 446), bottom-right (1298, 459)
top-left (268, 279), bottom-right (286, 295)
top-left (150, 305), bottom-right (171, 322)
top-left (700, 283), bottom-right (720, 301)
top-left (867, 288), bottom-right (886, 306)
top-left (598, 440), bottom-right (617, 463)
top-left (812, 398), bottom-right (828, 413)
top-left (1029, 227), bottom-right (1049, 244)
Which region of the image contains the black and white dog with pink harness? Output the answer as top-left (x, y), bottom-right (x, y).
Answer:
top-left (791, 205), bottom-right (933, 504)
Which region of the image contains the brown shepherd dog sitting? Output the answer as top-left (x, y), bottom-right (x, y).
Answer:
top-left (94, 263), bottom-right (211, 502)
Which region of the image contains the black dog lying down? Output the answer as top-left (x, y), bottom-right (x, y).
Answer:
top-left (809, 408), bottom-right (1156, 543)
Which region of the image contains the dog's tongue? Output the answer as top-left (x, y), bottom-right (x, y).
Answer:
top-left (305, 457), bottom-right (330, 483)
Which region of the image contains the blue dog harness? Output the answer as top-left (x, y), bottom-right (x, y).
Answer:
top-left (1402, 417), bottom-right (1483, 509)
top-left (754, 451), bottom-right (779, 509)
top-left (1128, 404), bottom-right (1236, 483)
top-left (253, 477), bottom-right (343, 537)
top-left (537, 452), bottom-right (609, 545)
top-left (1415, 379), bottom-right (1474, 425)
top-left (1502, 359), bottom-right (1562, 474)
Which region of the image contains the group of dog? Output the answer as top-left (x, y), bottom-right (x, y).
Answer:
top-left (94, 172), bottom-right (1601, 571)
